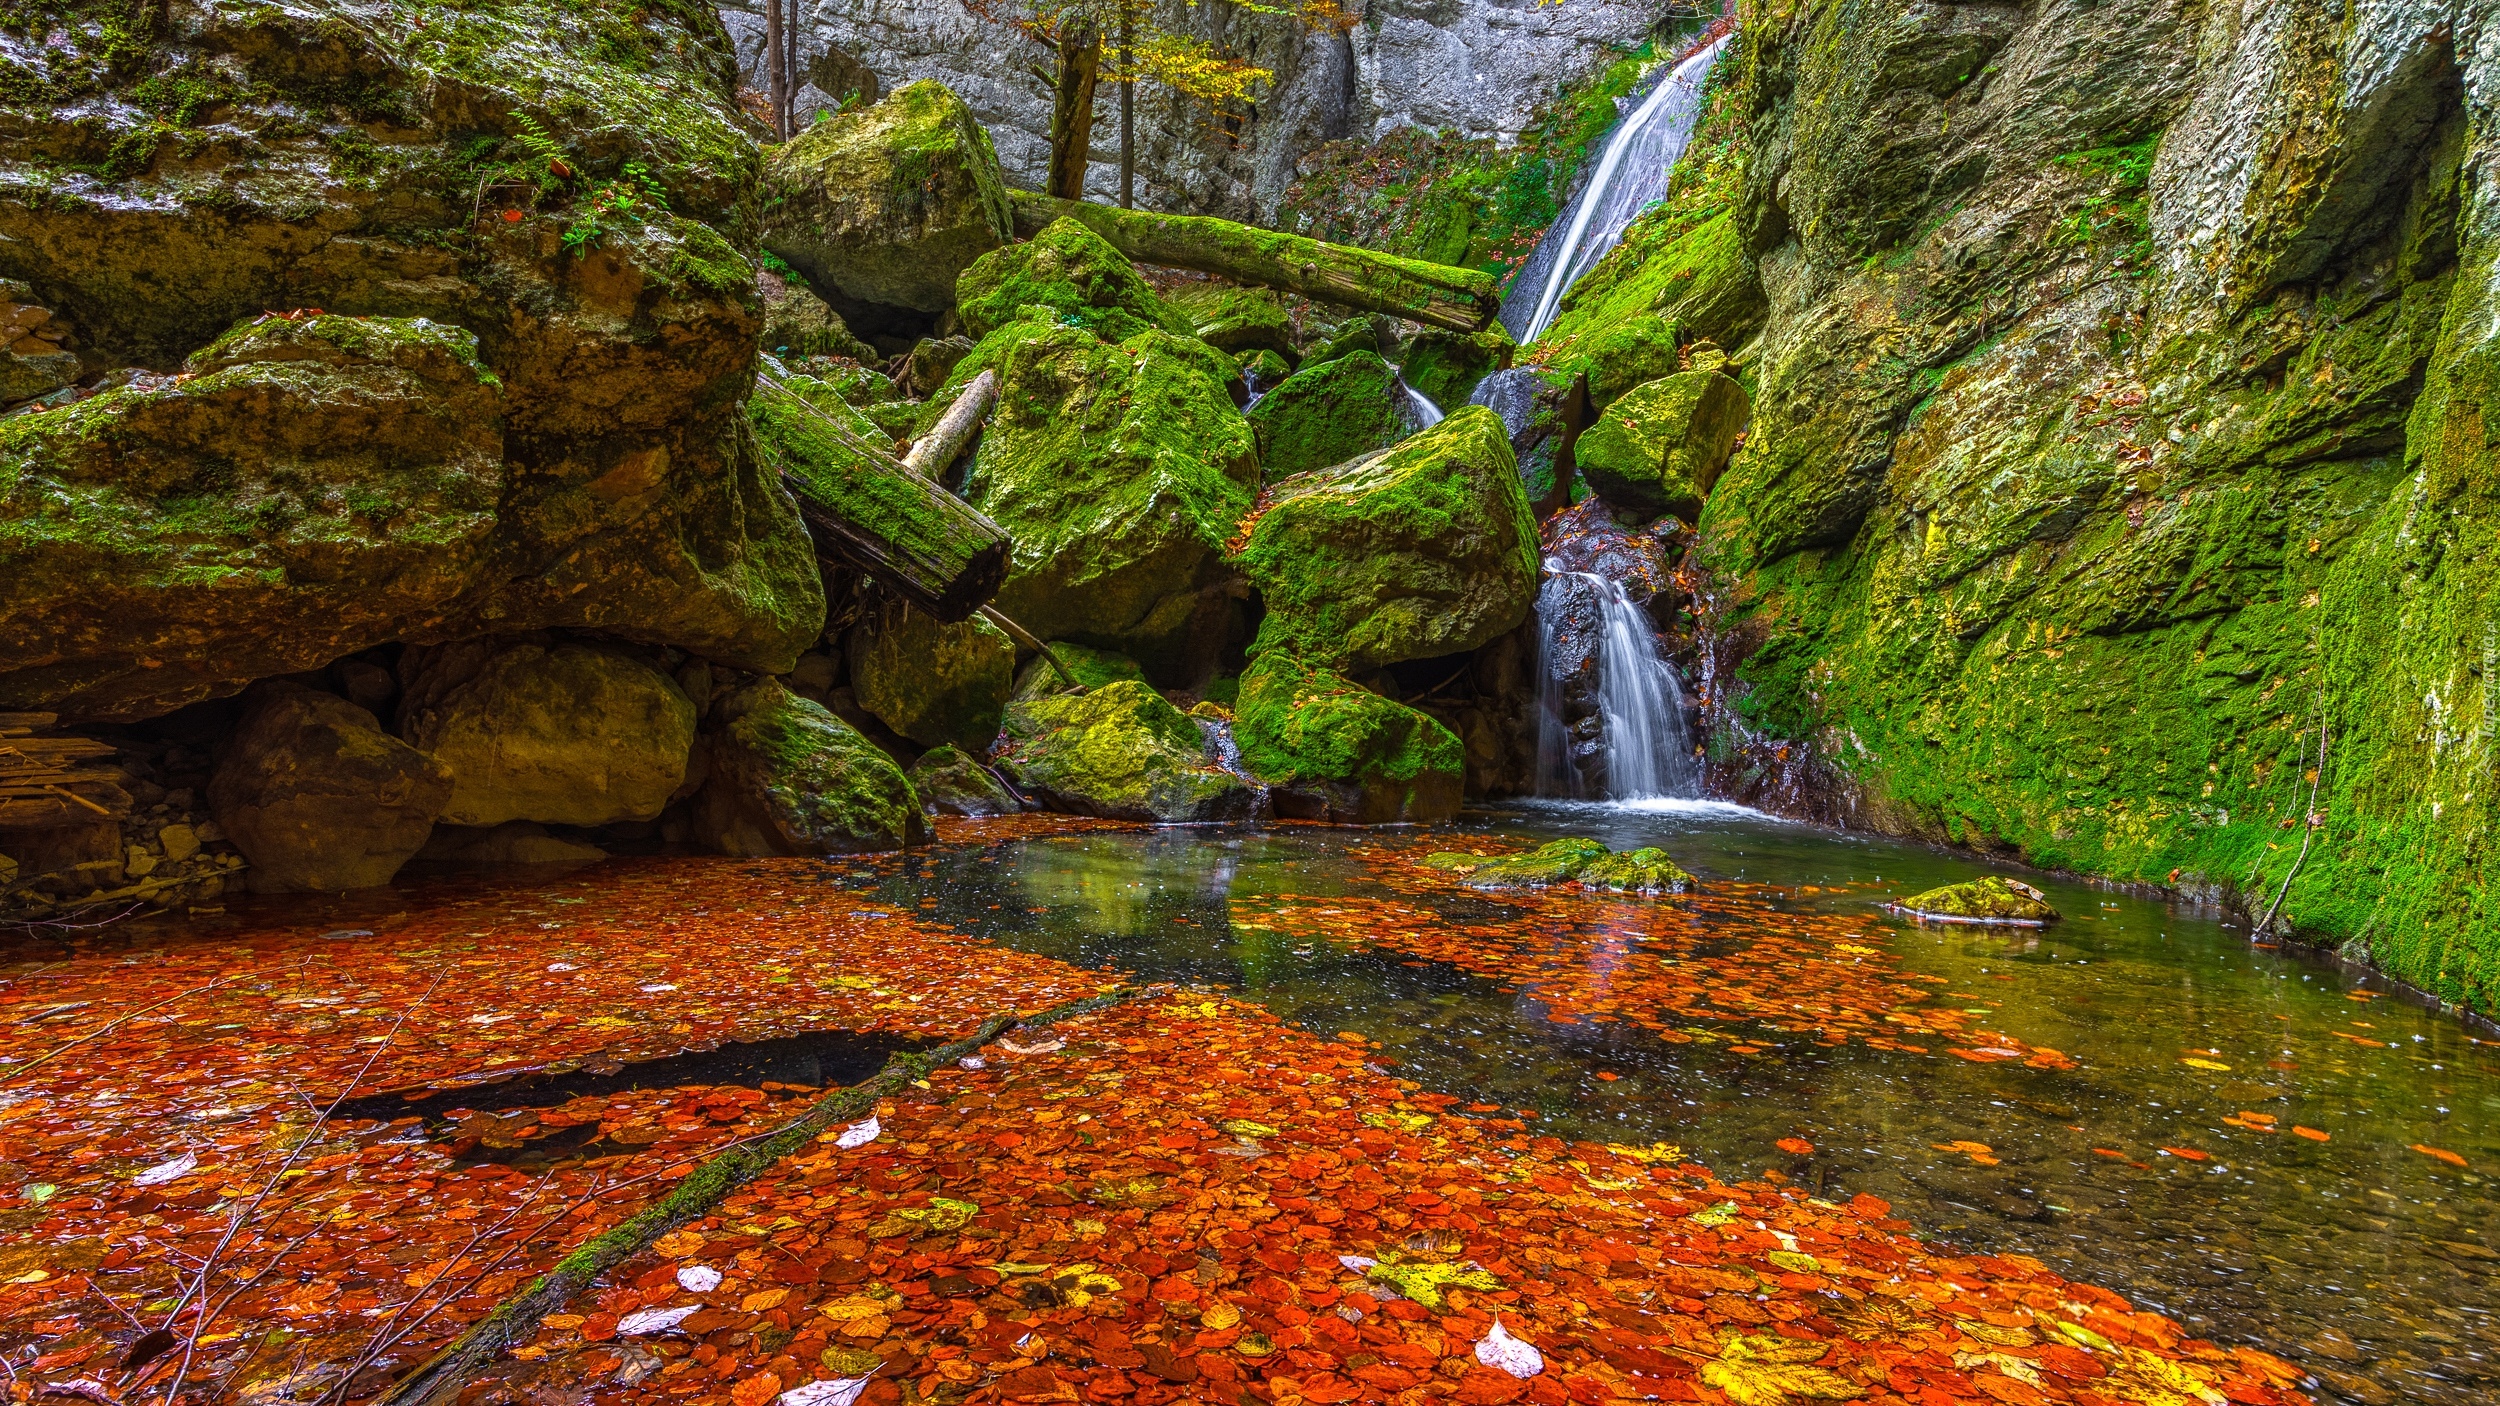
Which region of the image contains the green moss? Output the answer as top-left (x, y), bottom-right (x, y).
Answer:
top-left (996, 680), bottom-right (1257, 822)
top-left (1529, 212), bottom-right (1763, 399)
top-left (1573, 371), bottom-right (1750, 522)
top-left (850, 603), bottom-right (1015, 752)
top-left (704, 678), bottom-right (923, 854)
top-left (1233, 654), bottom-right (1462, 823)
top-left (1579, 847), bottom-right (1698, 894)
top-left (1892, 876), bottom-right (2057, 923)
top-left (1235, 406), bottom-right (1539, 674)
top-left (1013, 643), bottom-right (1149, 700)
top-left (1244, 351), bottom-right (1408, 478)
top-left (956, 217), bottom-right (1189, 344)
top-left (1399, 328), bottom-right (1510, 410)
top-left (1462, 838), bottom-right (1611, 889)
top-left (1165, 282), bottom-right (1293, 357)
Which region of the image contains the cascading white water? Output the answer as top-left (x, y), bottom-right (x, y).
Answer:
top-left (1536, 569), bottom-right (1700, 801)
top-left (1504, 35), bottom-right (1729, 344)
top-left (1400, 379), bottom-right (1444, 428)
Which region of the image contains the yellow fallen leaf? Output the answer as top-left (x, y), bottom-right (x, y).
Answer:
top-left (741, 1288), bottom-right (788, 1312)
top-left (2180, 1058), bottom-right (2231, 1071)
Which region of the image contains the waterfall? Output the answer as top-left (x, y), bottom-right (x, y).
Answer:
top-left (1400, 379), bottom-right (1444, 429)
top-left (1535, 568), bottom-right (1699, 801)
top-left (1502, 35), bottom-right (1730, 345)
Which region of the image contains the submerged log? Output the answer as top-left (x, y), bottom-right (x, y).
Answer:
top-left (750, 376), bottom-right (1011, 623)
top-left (1008, 191), bottom-right (1502, 335)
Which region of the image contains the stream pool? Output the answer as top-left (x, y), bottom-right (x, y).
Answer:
top-left (832, 804), bottom-right (2497, 1405)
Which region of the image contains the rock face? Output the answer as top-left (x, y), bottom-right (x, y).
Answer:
top-left (397, 641), bottom-right (697, 828)
top-left (963, 322), bottom-right (1257, 679)
top-left (208, 684), bottom-right (452, 892)
top-left (695, 679), bottom-right (925, 855)
top-left (1245, 352), bottom-right (1410, 479)
top-left (761, 81), bottom-right (1015, 320)
top-left (1234, 656), bottom-right (1463, 824)
top-left (1891, 877), bottom-right (2058, 925)
top-left (996, 681), bottom-right (1260, 822)
top-left (714, 0), bottom-right (1660, 221)
top-left (0, 0), bottom-right (822, 725)
top-left (1236, 406), bottom-right (1539, 673)
top-left (908, 744), bottom-right (1023, 816)
top-left (1540, 0), bottom-right (2500, 1006)
top-left (849, 600), bottom-right (1016, 752)
top-left (956, 218), bottom-right (1187, 344)
top-left (1574, 371), bottom-right (1750, 522)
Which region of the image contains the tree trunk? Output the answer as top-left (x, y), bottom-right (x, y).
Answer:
top-left (1049, 22), bottom-right (1100, 201)
top-left (764, 0), bottom-right (786, 139)
top-left (902, 369), bottom-right (999, 482)
top-left (749, 377), bottom-right (1011, 623)
top-left (1008, 191), bottom-right (1503, 334)
top-left (784, 0), bottom-right (801, 133)
top-left (1117, 6), bottom-right (1134, 209)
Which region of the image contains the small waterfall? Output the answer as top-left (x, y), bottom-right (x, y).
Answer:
top-left (1535, 567), bottom-right (1699, 801)
top-left (1502, 35), bottom-right (1730, 344)
top-left (1400, 378), bottom-right (1444, 429)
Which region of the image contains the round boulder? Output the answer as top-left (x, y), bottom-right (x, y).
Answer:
top-left (695, 678), bottom-right (925, 855)
top-left (398, 641), bottom-right (697, 828)
top-left (208, 683), bottom-right (452, 892)
top-left (849, 601), bottom-right (1015, 752)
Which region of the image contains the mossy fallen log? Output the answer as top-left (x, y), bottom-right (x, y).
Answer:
top-left (374, 986), bottom-right (1142, 1406)
top-left (1008, 191), bottom-right (1502, 334)
top-left (750, 375), bottom-right (1011, 623)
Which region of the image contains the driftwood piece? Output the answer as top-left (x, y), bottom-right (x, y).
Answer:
top-left (901, 368), bottom-right (999, 481)
top-left (1008, 191), bottom-right (1503, 334)
top-left (750, 375), bottom-right (1012, 623)
top-left (977, 605), bottom-right (1085, 693)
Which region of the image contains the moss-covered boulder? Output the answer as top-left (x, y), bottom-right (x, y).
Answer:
top-left (1580, 847), bottom-right (1697, 894)
top-left (964, 323), bottom-right (1257, 675)
top-left (1531, 211), bottom-right (1766, 406)
top-left (694, 679), bottom-right (925, 855)
top-left (908, 744), bottom-right (1023, 817)
top-left (0, 1), bottom-right (824, 723)
top-left (1575, 372), bottom-right (1751, 522)
top-left (1891, 876), bottom-right (2059, 924)
top-left (1240, 348), bottom-right (1293, 389)
top-left (1166, 283), bottom-right (1295, 358)
top-left (1234, 656), bottom-right (1462, 824)
top-left (1400, 328), bottom-right (1512, 411)
top-left (1245, 351), bottom-right (1409, 478)
top-left (1012, 643), bottom-right (1150, 700)
top-left (207, 683), bottom-right (452, 893)
top-left (956, 217), bottom-right (1188, 344)
top-left (1235, 406), bottom-right (1540, 673)
top-left (1459, 838), bottom-right (1612, 889)
top-left (398, 639), bottom-right (697, 828)
top-left (761, 80), bottom-right (1014, 315)
top-left (996, 680), bottom-right (1259, 822)
top-left (849, 600), bottom-right (1015, 752)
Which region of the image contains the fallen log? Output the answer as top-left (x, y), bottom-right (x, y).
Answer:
top-left (373, 986), bottom-right (1144, 1406)
top-left (750, 375), bottom-right (1011, 623)
top-left (1009, 191), bottom-right (1502, 335)
top-left (902, 368), bottom-right (998, 481)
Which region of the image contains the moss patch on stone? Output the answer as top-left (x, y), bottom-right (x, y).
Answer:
top-left (1232, 655), bottom-right (1462, 824)
top-left (1580, 847), bottom-right (1697, 894)
top-left (956, 216), bottom-right (1190, 344)
top-left (1013, 643), bottom-right (1150, 700)
top-left (1891, 876), bottom-right (2058, 924)
top-left (996, 680), bottom-right (1258, 823)
top-left (1235, 405), bottom-right (1538, 674)
top-left (1574, 371), bottom-right (1750, 522)
top-left (696, 678), bottom-right (923, 855)
top-left (849, 601), bottom-right (1015, 753)
top-left (1244, 351), bottom-right (1410, 479)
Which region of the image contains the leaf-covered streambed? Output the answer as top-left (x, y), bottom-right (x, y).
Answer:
top-left (0, 808), bottom-right (2470, 1405)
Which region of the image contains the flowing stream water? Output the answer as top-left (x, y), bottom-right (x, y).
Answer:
top-left (1502, 36), bottom-right (1729, 344)
top-left (845, 813), bottom-right (2500, 1405)
top-left (1537, 570), bottom-right (1701, 801)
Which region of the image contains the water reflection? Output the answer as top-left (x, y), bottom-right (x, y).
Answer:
top-left (847, 809), bottom-right (2496, 1404)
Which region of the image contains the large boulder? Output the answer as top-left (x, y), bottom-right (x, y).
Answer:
top-left (761, 80), bottom-right (1014, 317)
top-left (207, 683), bottom-right (452, 892)
top-left (1399, 328), bottom-right (1511, 412)
top-left (1234, 656), bottom-right (1463, 824)
top-left (964, 323), bottom-right (1257, 677)
top-left (908, 744), bottom-right (1023, 817)
top-left (1574, 371), bottom-right (1750, 522)
top-left (759, 272), bottom-right (877, 362)
top-left (996, 680), bottom-right (1260, 822)
top-left (397, 640), bottom-right (697, 828)
top-left (848, 600), bottom-right (1015, 752)
top-left (1234, 406), bottom-right (1540, 673)
top-left (1244, 350), bottom-right (1409, 479)
top-left (0, 1), bottom-right (823, 724)
top-left (955, 217), bottom-right (1187, 343)
top-left (694, 679), bottom-right (925, 855)
top-left (1165, 283), bottom-right (1295, 358)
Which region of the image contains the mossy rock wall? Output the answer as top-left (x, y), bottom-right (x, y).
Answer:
top-left (0, 0), bottom-right (823, 722)
top-left (1636, 0), bottom-right (2500, 1014)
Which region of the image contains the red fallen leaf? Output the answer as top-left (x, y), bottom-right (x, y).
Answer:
top-left (731, 1373), bottom-right (783, 1406)
top-left (2413, 1144), bottom-right (2470, 1168)
top-left (1775, 1137), bottom-right (1814, 1156)
top-left (1595, 1071), bottom-right (1620, 1082)
top-left (2160, 1146), bottom-right (2210, 1161)
top-left (2091, 1148), bottom-right (2128, 1158)
top-left (1295, 1373), bottom-right (1363, 1404)
top-left (998, 1365), bottom-right (1062, 1399)
top-left (2292, 1126), bottom-right (2331, 1142)
top-left (1846, 1192), bottom-right (1890, 1219)
top-left (501, 208), bottom-right (524, 223)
